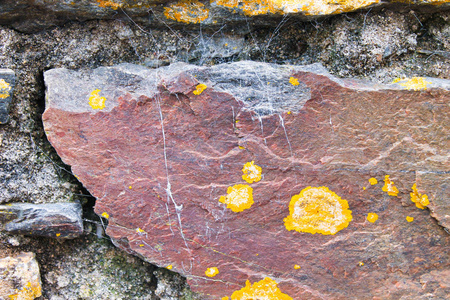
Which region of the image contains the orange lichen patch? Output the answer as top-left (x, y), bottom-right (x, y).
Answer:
top-left (294, 264), bottom-right (301, 269)
top-left (214, 0), bottom-right (379, 16)
top-left (410, 183), bottom-right (429, 209)
top-left (289, 77), bottom-right (299, 86)
top-left (205, 267), bottom-right (219, 277)
top-left (8, 282), bottom-right (42, 300)
top-left (367, 213), bottom-right (378, 223)
top-left (219, 184), bottom-right (254, 212)
top-left (164, 0), bottom-right (209, 24)
top-left (230, 277), bottom-right (293, 300)
top-left (193, 83), bottom-right (208, 95)
top-left (166, 264), bottom-right (173, 270)
top-left (369, 177), bottom-right (378, 185)
top-left (96, 0), bottom-right (122, 9)
top-left (0, 79), bottom-right (11, 99)
top-left (406, 216), bottom-right (414, 222)
top-left (382, 175), bottom-right (399, 196)
top-left (393, 77), bottom-right (431, 91)
top-left (101, 212), bottom-right (110, 219)
top-left (242, 161), bottom-right (262, 183)
top-left (215, 0), bottom-right (280, 16)
top-left (88, 89), bottom-right (106, 110)
top-left (284, 186), bottom-right (353, 235)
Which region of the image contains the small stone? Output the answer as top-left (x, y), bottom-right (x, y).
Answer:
top-left (0, 202), bottom-right (83, 238)
top-left (0, 252), bottom-right (42, 300)
top-left (7, 236), bottom-right (20, 246)
top-left (0, 69), bottom-right (15, 124)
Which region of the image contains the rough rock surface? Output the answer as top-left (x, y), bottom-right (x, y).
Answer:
top-left (43, 61), bottom-right (450, 299)
top-left (0, 252), bottom-right (42, 300)
top-left (0, 202), bottom-right (83, 238)
top-left (0, 69), bottom-right (15, 124)
top-left (1, 0), bottom-right (449, 32)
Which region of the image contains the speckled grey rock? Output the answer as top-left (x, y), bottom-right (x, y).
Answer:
top-left (0, 69), bottom-right (15, 124)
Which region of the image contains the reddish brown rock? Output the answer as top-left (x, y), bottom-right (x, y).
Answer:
top-left (43, 62), bottom-right (449, 299)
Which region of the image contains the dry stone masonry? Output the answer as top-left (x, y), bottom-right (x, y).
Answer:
top-left (43, 61), bottom-right (450, 299)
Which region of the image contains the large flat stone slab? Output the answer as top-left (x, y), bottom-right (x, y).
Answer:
top-left (43, 62), bottom-right (449, 299)
top-left (1, 0), bottom-right (449, 31)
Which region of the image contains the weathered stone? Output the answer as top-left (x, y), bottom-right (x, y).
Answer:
top-left (0, 0), bottom-right (449, 32)
top-left (0, 69), bottom-right (15, 125)
top-left (43, 62), bottom-right (449, 299)
top-left (0, 252), bottom-right (42, 300)
top-left (0, 202), bottom-right (83, 238)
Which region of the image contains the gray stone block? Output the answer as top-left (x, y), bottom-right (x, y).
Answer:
top-left (0, 202), bottom-right (83, 238)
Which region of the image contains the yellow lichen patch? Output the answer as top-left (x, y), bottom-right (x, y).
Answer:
top-left (101, 212), bottom-right (109, 219)
top-left (164, 0), bottom-right (209, 24)
top-left (89, 89), bottom-right (106, 110)
top-left (406, 216), bottom-right (414, 222)
top-left (242, 161), bottom-right (262, 184)
top-left (284, 186), bottom-right (353, 235)
top-left (294, 264), bottom-right (301, 270)
top-left (382, 175), bottom-right (399, 196)
top-left (136, 227), bottom-right (146, 234)
top-left (215, 0), bottom-right (281, 16)
top-left (193, 83), bottom-right (208, 95)
top-left (366, 213), bottom-right (378, 223)
top-left (96, 0), bottom-right (122, 9)
top-left (394, 77), bottom-right (431, 91)
top-left (289, 77), bottom-right (299, 86)
top-left (205, 267), bottom-right (219, 277)
top-left (166, 264), bottom-right (173, 270)
top-left (219, 184), bottom-right (254, 212)
top-left (214, 0), bottom-right (379, 16)
top-left (230, 277), bottom-right (293, 300)
top-left (410, 183), bottom-right (429, 209)
top-left (369, 177), bottom-right (378, 185)
top-left (8, 282), bottom-right (42, 300)
top-left (0, 79), bottom-right (11, 99)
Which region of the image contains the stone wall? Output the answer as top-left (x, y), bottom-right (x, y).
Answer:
top-left (0, 2), bottom-right (449, 299)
